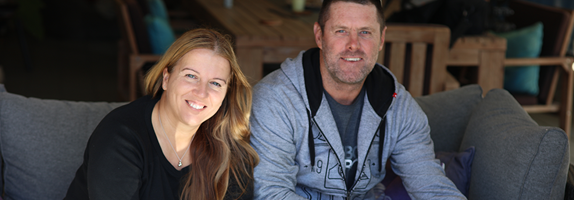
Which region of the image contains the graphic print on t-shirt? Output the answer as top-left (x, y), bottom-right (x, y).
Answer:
top-left (345, 146), bottom-right (357, 170)
top-left (324, 88), bottom-right (365, 190)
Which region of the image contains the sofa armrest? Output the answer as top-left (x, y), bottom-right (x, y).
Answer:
top-left (460, 88), bottom-right (569, 199)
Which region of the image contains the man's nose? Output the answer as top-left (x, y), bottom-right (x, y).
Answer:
top-left (347, 32), bottom-right (360, 51)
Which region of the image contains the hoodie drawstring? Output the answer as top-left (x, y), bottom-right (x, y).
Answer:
top-left (378, 118), bottom-right (386, 172)
top-left (307, 109), bottom-right (316, 172)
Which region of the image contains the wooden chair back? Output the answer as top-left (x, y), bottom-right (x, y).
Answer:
top-left (115, 0), bottom-right (160, 101)
top-left (504, 0), bottom-right (574, 135)
top-left (118, 1), bottom-right (139, 56)
top-left (507, 0), bottom-right (574, 105)
top-left (380, 23), bottom-right (457, 97)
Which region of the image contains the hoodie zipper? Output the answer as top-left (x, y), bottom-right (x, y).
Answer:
top-left (310, 103), bottom-right (393, 198)
top-left (347, 115), bottom-right (386, 193)
top-left (306, 90), bottom-right (395, 199)
top-left (312, 117), bottom-right (385, 200)
top-left (348, 94), bottom-right (394, 194)
top-left (309, 118), bottom-right (349, 194)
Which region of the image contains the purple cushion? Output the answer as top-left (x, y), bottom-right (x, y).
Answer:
top-left (436, 146), bottom-right (475, 196)
top-left (382, 146), bottom-right (476, 199)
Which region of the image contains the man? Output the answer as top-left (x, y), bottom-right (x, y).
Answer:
top-left (249, 0), bottom-right (466, 199)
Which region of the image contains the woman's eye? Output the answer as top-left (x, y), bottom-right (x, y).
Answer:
top-left (186, 74), bottom-right (197, 79)
top-left (211, 81), bottom-right (222, 87)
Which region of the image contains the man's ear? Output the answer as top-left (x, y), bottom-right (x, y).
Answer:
top-left (379, 26), bottom-right (387, 51)
top-left (314, 22), bottom-right (323, 49)
top-left (162, 67), bottom-right (169, 91)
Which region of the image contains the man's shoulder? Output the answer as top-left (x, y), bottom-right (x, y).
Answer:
top-left (254, 60), bottom-right (303, 95)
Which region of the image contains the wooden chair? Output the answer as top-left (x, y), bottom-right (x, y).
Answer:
top-left (381, 23), bottom-right (459, 97)
top-left (115, 0), bottom-right (161, 101)
top-left (503, 0), bottom-right (574, 135)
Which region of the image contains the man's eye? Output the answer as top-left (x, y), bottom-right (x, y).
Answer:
top-left (360, 31), bottom-right (370, 34)
top-left (336, 30), bottom-right (346, 33)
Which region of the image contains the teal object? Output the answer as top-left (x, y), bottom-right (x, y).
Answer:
top-left (493, 22), bottom-right (544, 95)
top-left (147, 0), bottom-right (169, 21)
top-left (145, 0), bottom-right (174, 55)
top-left (144, 15), bottom-right (176, 55)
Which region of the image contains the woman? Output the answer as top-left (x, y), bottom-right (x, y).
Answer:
top-left (65, 28), bottom-right (258, 200)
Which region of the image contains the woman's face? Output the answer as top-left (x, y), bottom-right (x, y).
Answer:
top-left (161, 48), bottom-right (230, 129)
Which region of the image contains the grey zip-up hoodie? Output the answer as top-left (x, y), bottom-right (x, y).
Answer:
top-left (250, 48), bottom-right (465, 200)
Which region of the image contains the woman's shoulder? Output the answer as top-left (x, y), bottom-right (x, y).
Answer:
top-left (108, 95), bottom-right (155, 115)
top-left (101, 95), bottom-right (155, 124)
top-left (91, 95), bottom-right (157, 143)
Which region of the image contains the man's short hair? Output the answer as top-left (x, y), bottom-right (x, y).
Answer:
top-left (317, 0), bottom-right (385, 33)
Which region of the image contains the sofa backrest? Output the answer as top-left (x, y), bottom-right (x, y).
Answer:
top-left (0, 84), bottom-right (127, 200)
top-left (414, 84), bottom-right (483, 152)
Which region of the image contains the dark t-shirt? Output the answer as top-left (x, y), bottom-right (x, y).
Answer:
top-left (64, 95), bottom-right (253, 200)
top-left (324, 88), bottom-right (365, 190)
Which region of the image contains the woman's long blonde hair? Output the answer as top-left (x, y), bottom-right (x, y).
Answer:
top-left (144, 28), bottom-right (259, 200)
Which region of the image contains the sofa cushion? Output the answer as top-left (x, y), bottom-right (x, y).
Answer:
top-left (414, 84), bottom-right (483, 152)
top-left (459, 88), bottom-right (569, 200)
top-left (0, 84), bottom-right (126, 200)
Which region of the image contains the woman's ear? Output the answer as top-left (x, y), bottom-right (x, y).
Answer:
top-left (162, 68), bottom-right (169, 91)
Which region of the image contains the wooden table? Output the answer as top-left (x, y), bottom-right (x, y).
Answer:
top-left (447, 35), bottom-right (507, 93)
top-left (185, 0), bottom-right (317, 85)
top-left (186, 0), bottom-right (508, 91)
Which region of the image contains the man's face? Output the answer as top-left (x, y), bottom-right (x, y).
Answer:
top-left (314, 1), bottom-right (385, 85)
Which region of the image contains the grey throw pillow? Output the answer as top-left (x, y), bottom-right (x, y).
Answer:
top-left (0, 85), bottom-right (126, 200)
top-left (460, 88), bottom-right (569, 200)
top-left (415, 84), bottom-right (483, 152)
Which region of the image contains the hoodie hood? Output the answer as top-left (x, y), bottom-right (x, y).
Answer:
top-left (283, 47), bottom-right (397, 118)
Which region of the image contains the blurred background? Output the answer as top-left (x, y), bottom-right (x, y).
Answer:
top-left (0, 0), bottom-right (573, 102)
top-left (0, 0), bottom-right (573, 143)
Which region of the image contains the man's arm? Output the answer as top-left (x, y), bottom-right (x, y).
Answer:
top-left (250, 84), bottom-right (308, 200)
top-left (389, 94), bottom-right (466, 199)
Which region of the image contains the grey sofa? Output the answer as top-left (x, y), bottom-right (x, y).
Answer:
top-left (416, 84), bottom-right (569, 200)
top-left (0, 84), bottom-right (126, 200)
top-left (0, 84), bottom-right (568, 199)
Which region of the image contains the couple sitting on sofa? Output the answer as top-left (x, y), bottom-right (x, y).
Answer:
top-left (65, 0), bottom-right (466, 199)
top-left (0, 0), bottom-right (568, 199)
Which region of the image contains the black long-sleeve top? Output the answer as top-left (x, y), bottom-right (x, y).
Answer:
top-left (64, 95), bottom-right (253, 200)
